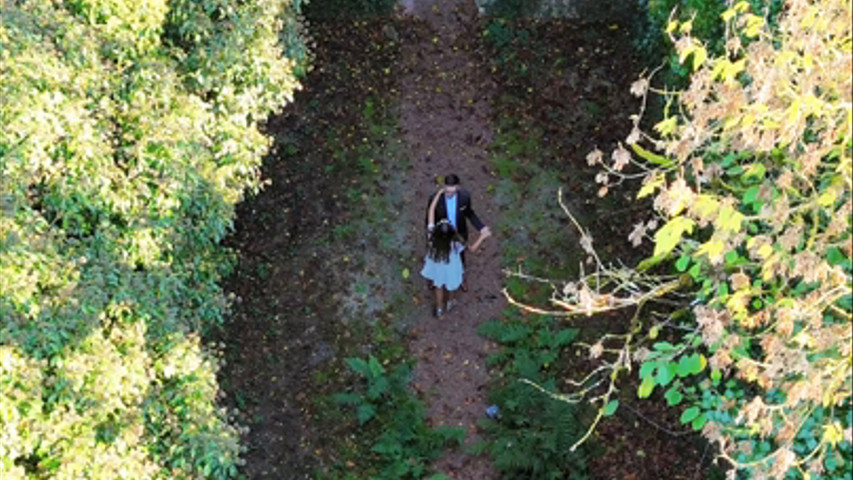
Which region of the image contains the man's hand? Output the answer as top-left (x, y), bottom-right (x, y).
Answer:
top-left (470, 227), bottom-right (491, 253)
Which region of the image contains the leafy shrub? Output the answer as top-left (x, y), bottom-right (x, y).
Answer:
top-left (475, 380), bottom-right (590, 480)
top-left (511, 0), bottom-right (851, 478)
top-left (475, 313), bottom-right (590, 478)
top-left (636, 0), bottom-right (784, 86)
top-left (0, 1), bottom-right (304, 477)
top-left (327, 355), bottom-right (464, 479)
top-left (478, 0), bottom-right (544, 18)
top-left (628, 2), bottom-right (853, 476)
top-left (303, 0), bottom-right (396, 20)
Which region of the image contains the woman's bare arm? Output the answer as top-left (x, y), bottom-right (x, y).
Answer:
top-left (427, 188), bottom-right (444, 226)
top-left (468, 229), bottom-right (492, 252)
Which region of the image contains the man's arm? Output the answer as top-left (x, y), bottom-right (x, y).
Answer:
top-left (462, 191), bottom-right (486, 232)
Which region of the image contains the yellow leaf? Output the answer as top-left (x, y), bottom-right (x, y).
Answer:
top-left (726, 290), bottom-right (750, 317)
top-left (721, 9), bottom-right (736, 22)
top-left (654, 117), bottom-right (678, 136)
top-left (723, 115), bottom-right (741, 131)
top-left (649, 324), bottom-right (660, 339)
top-left (723, 59), bottom-right (746, 84)
top-left (693, 194), bottom-right (720, 220)
top-left (679, 42), bottom-right (697, 65)
top-left (653, 216), bottom-right (695, 258)
top-left (680, 20), bottom-right (693, 34)
top-left (692, 45), bottom-right (707, 71)
top-left (761, 118), bottom-right (780, 129)
top-left (818, 189), bottom-right (838, 207)
top-left (761, 253), bottom-right (779, 281)
top-left (786, 99), bottom-right (803, 123)
top-left (712, 59), bottom-right (729, 80)
top-left (744, 14), bottom-right (764, 38)
top-left (715, 205), bottom-right (744, 233)
top-left (402, 268), bottom-right (410, 279)
top-left (758, 243), bottom-right (773, 260)
top-left (734, 1), bottom-right (750, 12)
top-left (697, 238), bottom-right (725, 264)
top-left (637, 172), bottom-right (665, 199)
top-left (666, 20), bottom-right (679, 33)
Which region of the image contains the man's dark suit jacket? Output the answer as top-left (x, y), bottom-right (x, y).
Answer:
top-left (425, 190), bottom-right (485, 242)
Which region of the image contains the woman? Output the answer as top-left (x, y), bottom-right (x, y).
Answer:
top-left (421, 187), bottom-right (490, 316)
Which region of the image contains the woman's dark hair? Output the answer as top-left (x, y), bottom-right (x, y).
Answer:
top-left (429, 221), bottom-right (456, 263)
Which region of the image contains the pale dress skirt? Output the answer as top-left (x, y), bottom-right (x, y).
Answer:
top-left (420, 244), bottom-right (464, 291)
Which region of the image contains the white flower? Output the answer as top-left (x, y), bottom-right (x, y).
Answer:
top-left (628, 222), bottom-right (646, 247)
top-left (586, 148), bottom-right (603, 166)
top-left (630, 78), bottom-right (649, 97)
top-left (626, 127), bottom-right (641, 145)
top-left (612, 143), bottom-right (631, 171)
top-left (589, 342), bottom-right (604, 359)
top-left (579, 234), bottom-right (594, 255)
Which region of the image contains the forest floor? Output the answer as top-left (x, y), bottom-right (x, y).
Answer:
top-left (214, 1), bottom-right (718, 479)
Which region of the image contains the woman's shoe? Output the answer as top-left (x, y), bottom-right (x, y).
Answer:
top-left (446, 300), bottom-right (456, 312)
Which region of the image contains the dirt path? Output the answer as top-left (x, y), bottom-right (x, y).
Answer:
top-left (399, 1), bottom-right (503, 477)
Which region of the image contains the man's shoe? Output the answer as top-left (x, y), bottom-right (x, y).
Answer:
top-left (434, 307), bottom-right (444, 317)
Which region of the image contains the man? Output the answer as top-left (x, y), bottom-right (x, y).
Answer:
top-left (424, 174), bottom-right (491, 292)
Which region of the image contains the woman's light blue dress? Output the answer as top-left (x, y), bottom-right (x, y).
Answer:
top-left (420, 241), bottom-right (464, 291)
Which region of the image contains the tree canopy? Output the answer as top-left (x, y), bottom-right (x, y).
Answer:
top-left (1, 1), bottom-right (302, 477)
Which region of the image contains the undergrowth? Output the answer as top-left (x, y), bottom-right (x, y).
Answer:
top-left (474, 311), bottom-right (592, 479)
top-left (317, 354), bottom-right (464, 480)
top-left (480, 94), bottom-right (595, 480)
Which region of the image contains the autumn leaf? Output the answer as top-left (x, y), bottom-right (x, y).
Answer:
top-left (653, 216), bottom-right (696, 258)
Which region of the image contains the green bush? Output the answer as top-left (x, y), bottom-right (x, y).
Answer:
top-left (325, 355), bottom-right (465, 479)
top-left (636, 0), bottom-right (784, 86)
top-left (303, 0), bottom-right (396, 20)
top-left (525, 1), bottom-right (852, 478)
top-left (475, 313), bottom-right (590, 478)
top-left (0, 1), bottom-right (303, 477)
top-left (474, 380), bottom-right (590, 480)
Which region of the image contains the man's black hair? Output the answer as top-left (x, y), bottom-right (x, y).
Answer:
top-left (445, 174), bottom-right (460, 186)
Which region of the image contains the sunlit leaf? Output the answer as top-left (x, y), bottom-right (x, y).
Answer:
top-left (653, 216), bottom-right (695, 258)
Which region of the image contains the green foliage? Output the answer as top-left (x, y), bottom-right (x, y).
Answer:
top-left (304, 0), bottom-right (396, 20)
top-left (479, 313), bottom-right (579, 380)
top-left (619, 1), bottom-right (852, 477)
top-left (0, 0), bottom-right (304, 477)
top-left (476, 312), bottom-right (589, 478)
top-left (324, 355), bottom-right (464, 479)
top-left (637, 0), bottom-right (784, 86)
top-left (480, 0), bottom-right (544, 18)
top-left (474, 380), bottom-right (590, 480)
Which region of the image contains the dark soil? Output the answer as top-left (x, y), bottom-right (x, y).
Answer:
top-left (214, 1), bottom-right (718, 479)
top-left (399, 1), bottom-right (502, 477)
top-left (213, 15), bottom-right (405, 479)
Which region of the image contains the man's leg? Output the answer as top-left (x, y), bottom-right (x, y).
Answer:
top-left (460, 250), bottom-right (468, 292)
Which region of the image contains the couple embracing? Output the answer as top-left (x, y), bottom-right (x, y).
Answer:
top-left (420, 174), bottom-right (492, 317)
